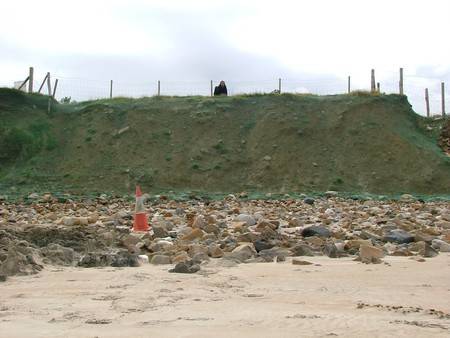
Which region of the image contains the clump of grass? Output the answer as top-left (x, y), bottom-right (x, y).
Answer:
top-left (349, 90), bottom-right (381, 97)
top-left (0, 121), bottom-right (56, 161)
top-left (213, 141), bottom-right (227, 154)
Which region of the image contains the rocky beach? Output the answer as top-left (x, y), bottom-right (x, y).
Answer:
top-left (1, 193), bottom-right (450, 336)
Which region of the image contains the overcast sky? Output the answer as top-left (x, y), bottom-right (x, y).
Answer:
top-left (1, 0), bottom-right (449, 113)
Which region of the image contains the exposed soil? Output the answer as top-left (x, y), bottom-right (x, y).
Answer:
top-left (1, 89), bottom-right (449, 196)
top-left (439, 119), bottom-right (450, 155)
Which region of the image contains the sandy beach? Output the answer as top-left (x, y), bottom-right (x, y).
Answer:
top-left (1, 255), bottom-right (450, 338)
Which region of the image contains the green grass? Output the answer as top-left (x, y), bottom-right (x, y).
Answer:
top-left (1, 88), bottom-right (449, 198)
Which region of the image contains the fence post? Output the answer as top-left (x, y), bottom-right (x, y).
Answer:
top-left (347, 76), bottom-right (351, 93)
top-left (38, 73), bottom-right (49, 93)
top-left (52, 79), bottom-right (58, 98)
top-left (210, 80), bottom-right (213, 96)
top-left (370, 69), bottom-right (376, 92)
top-left (377, 82), bottom-right (380, 93)
top-left (158, 80), bottom-right (161, 96)
top-left (442, 82), bottom-right (446, 116)
top-left (47, 73), bottom-right (52, 96)
top-left (425, 88), bottom-right (430, 117)
top-left (18, 77), bottom-right (29, 91)
top-left (28, 67), bottom-right (34, 93)
top-left (399, 67), bottom-right (404, 95)
top-left (110, 80), bottom-right (113, 99)
top-left (278, 78), bottom-right (282, 94)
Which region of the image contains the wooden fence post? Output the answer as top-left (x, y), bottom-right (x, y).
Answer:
top-left (210, 80), bottom-right (213, 96)
top-left (425, 88), bottom-right (430, 117)
top-left (38, 73), bottom-right (49, 93)
top-left (157, 80), bottom-right (161, 96)
top-left (52, 79), bottom-right (58, 98)
top-left (28, 67), bottom-right (34, 93)
top-left (347, 76), bottom-right (351, 93)
top-left (371, 69), bottom-right (376, 92)
top-left (442, 82), bottom-right (446, 116)
top-left (110, 80), bottom-right (113, 99)
top-left (18, 77), bottom-right (29, 91)
top-left (278, 78), bottom-right (282, 94)
top-left (47, 73), bottom-right (52, 96)
top-left (399, 67), bottom-right (404, 95)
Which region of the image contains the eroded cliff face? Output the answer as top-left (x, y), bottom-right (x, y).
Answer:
top-left (439, 119), bottom-right (450, 155)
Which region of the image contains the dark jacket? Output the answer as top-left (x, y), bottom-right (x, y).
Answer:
top-left (214, 84), bottom-right (228, 96)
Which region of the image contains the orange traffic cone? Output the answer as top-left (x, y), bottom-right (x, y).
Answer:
top-left (133, 185), bottom-right (149, 232)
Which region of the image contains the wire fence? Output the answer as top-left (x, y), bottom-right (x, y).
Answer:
top-left (1, 70), bottom-right (448, 117)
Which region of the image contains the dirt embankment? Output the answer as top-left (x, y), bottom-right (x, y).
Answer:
top-left (1, 88), bottom-right (450, 195)
top-left (439, 119), bottom-right (450, 155)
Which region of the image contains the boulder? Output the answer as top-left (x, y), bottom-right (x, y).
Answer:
top-left (291, 244), bottom-right (315, 256)
top-left (302, 226), bottom-right (331, 238)
top-left (171, 252), bottom-right (190, 264)
top-left (323, 243), bottom-right (338, 258)
top-left (225, 243), bottom-right (257, 262)
top-left (208, 244), bottom-right (224, 258)
top-left (303, 198), bottom-right (315, 205)
top-left (41, 244), bottom-right (76, 266)
top-left (202, 223), bottom-right (220, 234)
top-left (152, 225), bottom-right (169, 238)
top-left (383, 229), bottom-right (414, 244)
top-left (359, 245), bottom-right (384, 264)
top-left (169, 260), bottom-right (200, 274)
top-left (234, 214), bottom-right (256, 226)
top-left (345, 239), bottom-right (372, 250)
top-left (254, 240), bottom-right (274, 252)
top-left (151, 255), bottom-right (171, 265)
top-left (181, 228), bottom-right (205, 241)
top-left (192, 252), bottom-right (210, 264)
top-left (431, 239), bottom-right (450, 252)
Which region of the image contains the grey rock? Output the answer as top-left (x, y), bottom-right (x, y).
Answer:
top-left (303, 198), bottom-right (315, 205)
top-left (151, 255), bottom-right (171, 265)
top-left (254, 240), bottom-right (274, 252)
top-left (432, 239), bottom-right (450, 252)
top-left (78, 251), bottom-right (140, 268)
top-left (192, 252), bottom-right (210, 264)
top-left (291, 244), bottom-right (315, 256)
top-left (169, 260), bottom-right (200, 273)
top-left (111, 251), bottom-right (140, 267)
top-left (225, 244), bottom-right (257, 263)
top-left (41, 244), bottom-right (76, 266)
top-left (323, 243), bottom-right (339, 258)
top-left (383, 229), bottom-right (414, 244)
top-left (302, 226), bottom-right (331, 238)
top-left (234, 214), bottom-right (256, 226)
top-left (152, 225), bottom-right (169, 238)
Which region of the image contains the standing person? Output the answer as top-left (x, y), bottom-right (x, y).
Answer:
top-left (214, 80), bottom-right (228, 96)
